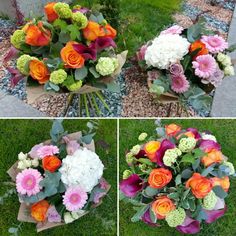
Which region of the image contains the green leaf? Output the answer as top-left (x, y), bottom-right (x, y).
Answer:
top-left (81, 133), bottom-right (95, 144)
top-left (149, 208), bottom-right (157, 224)
top-left (187, 23), bottom-right (202, 43)
top-left (181, 154), bottom-right (195, 164)
top-left (75, 67), bottom-right (88, 81)
top-left (67, 24), bottom-right (81, 40)
top-left (201, 165), bottom-right (215, 177)
top-left (181, 169), bottom-right (193, 179)
top-left (144, 187), bottom-right (159, 197)
top-left (49, 82), bottom-right (60, 92)
top-left (156, 127), bottom-right (165, 138)
top-left (138, 158), bottom-right (153, 166)
top-left (192, 158), bottom-right (201, 171)
top-left (213, 186), bottom-right (228, 199)
top-left (107, 82), bottom-right (121, 93)
top-left (175, 174), bottom-right (182, 186)
top-left (192, 148), bottom-right (205, 158)
top-left (8, 228), bottom-right (18, 233)
top-left (168, 192), bottom-right (180, 201)
top-left (149, 84), bottom-right (165, 95)
top-left (182, 199), bottom-right (190, 209)
top-left (59, 31), bottom-right (71, 43)
top-left (131, 205), bottom-right (149, 223)
top-left (50, 119), bottom-right (64, 143)
top-left (183, 188), bottom-right (191, 200)
top-left (89, 67), bottom-right (100, 79)
top-left (189, 198), bottom-right (196, 211)
top-left (227, 43), bottom-right (236, 53)
top-left (53, 19), bottom-right (67, 30)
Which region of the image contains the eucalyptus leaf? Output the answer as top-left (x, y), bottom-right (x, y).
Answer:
top-left (181, 169), bottom-right (193, 179)
top-left (187, 23), bottom-right (202, 42)
top-left (192, 158), bottom-right (201, 171)
top-left (144, 187), bottom-right (159, 197)
top-left (131, 205), bottom-right (149, 223)
top-left (149, 207), bottom-right (157, 223)
top-left (81, 133), bottom-right (95, 144)
top-left (168, 192), bottom-right (180, 201)
top-left (213, 186), bottom-right (228, 199)
top-left (107, 82), bottom-right (121, 93)
top-left (75, 67), bottom-right (88, 81)
top-left (175, 174), bottom-right (182, 186)
top-left (201, 165), bottom-right (215, 177)
top-left (181, 154), bottom-right (195, 164)
top-left (89, 67), bottom-right (100, 78)
top-left (138, 158), bottom-right (153, 166)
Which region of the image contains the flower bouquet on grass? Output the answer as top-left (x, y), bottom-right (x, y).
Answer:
top-left (120, 122), bottom-right (235, 234)
top-left (7, 120), bottom-right (110, 232)
top-left (137, 21), bottom-right (236, 114)
top-left (6, 2), bottom-right (127, 116)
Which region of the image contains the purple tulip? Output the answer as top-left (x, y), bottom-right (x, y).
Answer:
top-left (73, 43), bottom-right (97, 61)
top-left (141, 207), bottom-right (160, 227)
top-left (199, 140), bottom-right (221, 152)
top-left (186, 128), bottom-right (201, 139)
top-left (176, 216), bottom-right (200, 234)
top-left (135, 149), bottom-right (146, 159)
top-left (204, 206), bottom-right (227, 224)
top-left (155, 139), bottom-right (175, 166)
top-left (93, 37), bottom-right (117, 51)
top-left (120, 174), bottom-right (143, 198)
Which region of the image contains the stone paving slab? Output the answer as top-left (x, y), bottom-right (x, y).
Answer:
top-left (0, 91), bottom-right (45, 117)
top-left (211, 6), bottom-right (236, 117)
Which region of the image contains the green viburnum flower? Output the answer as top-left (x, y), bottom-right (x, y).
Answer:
top-left (66, 80), bottom-right (83, 92)
top-left (178, 137), bottom-right (197, 153)
top-left (96, 57), bottom-right (119, 76)
top-left (223, 161), bottom-right (235, 175)
top-left (10, 30), bottom-right (25, 49)
top-left (163, 148), bottom-right (182, 167)
top-left (54, 3), bottom-right (72, 19)
top-left (138, 133), bottom-right (148, 141)
top-left (126, 152), bottom-right (134, 164)
top-left (139, 164), bottom-right (148, 172)
top-left (50, 69), bottom-right (67, 85)
top-left (123, 170), bottom-right (132, 179)
top-left (202, 191), bottom-right (217, 210)
top-left (166, 208), bottom-right (186, 227)
top-left (16, 54), bottom-right (32, 75)
top-left (72, 12), bottom-right (88, 29)
top-left (130, 145), bottom-right (141, 155)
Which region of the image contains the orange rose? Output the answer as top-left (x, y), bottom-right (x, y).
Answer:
top-left (61, 41), bottom-right (85, 69)
top-left (165, 124), bottom-right (181, 136)
top-left (148, 168), bottom-right (172, 189)
top-left (190, 40), bottom-right (208, 59)
top-left (152, 196), bottom-right (176, 219)
top-left (211, 176), bottom-right (230, 192)
top-left (44, 2), bottom-right (58, 22)
top-left (104, 24), bottom-right (117, 39)
top-left (31, 200), bottom-right (50, 222)
top-left (83, 21), bottom-right (106, 41)
top-left (42, 155), bottom-right (62, 173)
top-left (186, 173), bottom-right (212, 199)
top-left (29, 60), bottom-right (50, 84)
top-left (201, 150), bottom-right (224, 167)
top-left (177, 131), bottom-right (195, 140)
top-left (144, 141), bottom-right (161, 162)
top-left (24, 21), bottom-right (51, 46)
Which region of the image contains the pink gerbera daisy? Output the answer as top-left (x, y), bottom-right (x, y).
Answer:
top-left (63, 186), bottom-right (88, 212)
top-left (192, 55), bottom-right (217, 79)
top-left (37, 145), bottom-right (59, 159)
top-left (201, 35), bottom-right (228, 54)
top-left (171, 74), bottom-right (190, 93)
top-left (16, 168), bottom-right (43, 196)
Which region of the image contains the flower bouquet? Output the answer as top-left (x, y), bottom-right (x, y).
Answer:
top-left (7, 120), bottom-right (110, 232)
top-left (137, 22), bottom-right (236, 114)
top-left (120, 122), bottom-right (235, 234)
top-left (6, 2), bottom-right (127, 115)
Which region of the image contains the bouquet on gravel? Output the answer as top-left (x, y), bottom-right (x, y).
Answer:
top-left (6, 2), bottom-right (127, 111)
top-left (7, 120), bottom-right (110, 232)
top-left (120, 122), bottom-right (235, 234)
top-left (137, 22), bottom-right (236, 114)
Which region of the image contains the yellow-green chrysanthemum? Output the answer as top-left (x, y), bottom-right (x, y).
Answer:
top-left (54, 2), bottom-right (72, 19)
top-left (16, 54), bottom-right (32, 75)
top-left (50, 69), bottom-right (67, 85)
top-left (72, 12), bottom-right (88, 29)
top-left (166, 208), bottom-right (186, 227)
top-left (10, 30), bottom-right (25, 49)
top-left (66, 80), bottom-right (83, 92)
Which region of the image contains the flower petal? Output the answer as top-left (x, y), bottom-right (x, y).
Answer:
top-left (156, 139), bottom-right (175, 166)
top-left (176, 216), bottom-right (200, 234)
top-left (73, 43), bottom-right (97, 61)
top-left (94, 37), bottom-right (117, 51)
top-left (186, 128), bottom-right (201, 139)
top-left (141, 207), bottom-right (160, 227)
top-left (204, 206), bottom-right (227, 224)
top-left (199, 140), bottom-right (221, 152)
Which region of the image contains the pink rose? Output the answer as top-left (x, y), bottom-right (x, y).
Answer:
top-left (170, 63), bottom-right (184, 76)
top-left (161, 25), bottom-right (184, 35)
top-left (37, 145), bottom-right (59, 159)
top-left (29, 143), bottom-right (43, 159)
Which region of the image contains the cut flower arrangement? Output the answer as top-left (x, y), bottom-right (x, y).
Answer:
top-left (120, 122), bottom-right (235, 234)
top-left (6, 2), bottom-right (127, 114)
top-left (6, 120), bottom-right (110, 232)
top-left (137, 22), bottom-right (236, 114)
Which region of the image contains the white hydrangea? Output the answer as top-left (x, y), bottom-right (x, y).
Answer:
top-left (202, 133), bottom-right (217, 142)
top-left (163, 148), bottom-right (182, 167)
top-left (59, 148), bottom-right (104, 192)
top-left (145, 34), bottom-right (190, 69)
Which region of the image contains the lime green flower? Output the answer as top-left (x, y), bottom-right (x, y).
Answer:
top-left (126, 152), bottom-right (134, 164)
top-left (54, 3), bottom-right (72, 19)
top-left (163, 148), bottom-right (182, 167)
top-left (178, 137), bottom-right (196, 153)
top-left (166, 208), bottom-right (186, 227)
top-left (123, 170), bottom-right (132, 179)
top-left (130, 145), bottom-right (141, 155)
top-left (16, 55), bottom-right (32, 75)
top-left (202, 191), bottom-right (217, 210)
top-left (11, 30), bottom-right (25, 49)
top-left (138, 133), bottom-right (148, 141)
top-left (50, 69), bottom-right (67, 85)
top-left (224, 66), bottom-right (235, 76)
top-left (223, 161), bottom-right (235, 175)
top-left (96, 57), bottom-right (119, 76)
top-left (66, 80), bottom-right (83, 92)
top-left (139, 164), bottom-right (148, 172)
top-left (72, 12), bottom-right (88, 29)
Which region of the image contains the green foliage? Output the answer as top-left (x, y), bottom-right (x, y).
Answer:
top-left (75, 67), bottom-right (88, 81)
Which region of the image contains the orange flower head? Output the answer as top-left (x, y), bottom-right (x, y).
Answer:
top-left (29, 59), bottom-right (50, 84)
top-left (177, 131), bottom-right (195, 140)
top-left (148, 168), bottom-right (172, 189)
top-left (186, 173), bottom-right (212, 199)
top-left (152, 196), bottom-right (176, 219)
top-left (104, 24), bottom-right (117, 39)
top-left (190, 40), bottom-right (209, 59)
top-left (44, 2), bottom-right (59, 22)
top-left (165, 124), bottom-right (181, 136)
top-left (24, 21), bottom-right (51, 47)
top-left (201, 150), bottom-right (224, 167)
top-left (144, 141), bottom-right (161, 162)
top-left (83, 21), bottom-right (106, 41)
top-left (211, 176), bottom-right (230, 192)
top-left (31, 200), bottom-right (50, 222)
top-left (61, 41), bottom-right (85, 69)
top-left (42, 155), bottom-right (62, 173)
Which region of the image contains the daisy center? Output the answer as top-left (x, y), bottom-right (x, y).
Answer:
top-left (22, 175), bottom-right (36, 190)
top-left (70, 193), bottom-right (81, 204)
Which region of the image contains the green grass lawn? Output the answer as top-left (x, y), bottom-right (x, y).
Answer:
top-left (0, 119), bottom-right (117, 236)
top-left (119, 119), bottom-right (236, 236)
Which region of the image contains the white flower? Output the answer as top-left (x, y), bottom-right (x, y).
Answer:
top-left (224, 66), bottom-right (235, 76)
top-left (71, 210), bottom-right (85, 219)
top-left (23, 159), bottom-right (32, 168)
top-left (31, 159), bottom-right (39, 167)
top-left (18, 152), bottom-right (27, 161)
top-left (223, 161), bottom-right (235, 175)
top-left (17, 161), bottom-right (26, 170)
top-left (64, 212), bottom-right (75, 224)
top-left (59, 148), bottom-right (104, 192)
top-left (202, 133), bottom-right (217, 142)
top-left (138, 133), bottom-right (148, 141)
top-left (217, 53), bottom-right (226, 63)
top-left (163, 148), bottom-right (182, 167)
top-left (221, 55), bottom-right (232, 67)
top-left (130, 145), bottom-right (141, 155)
top-left (145, 34), bottom-right (190, 69)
